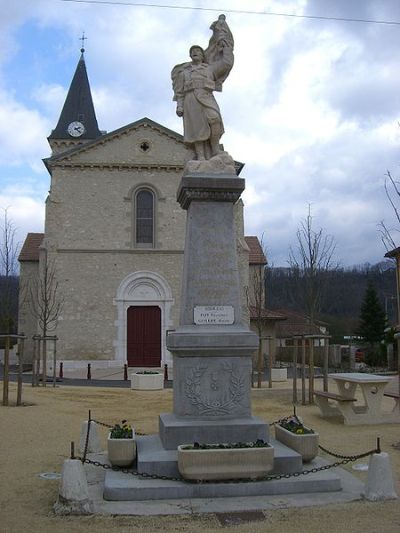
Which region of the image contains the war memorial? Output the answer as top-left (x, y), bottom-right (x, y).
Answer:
top-left (100, 15), bottom-right (347, 501)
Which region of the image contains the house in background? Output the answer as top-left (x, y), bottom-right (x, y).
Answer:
top-left (18, 49), bottom-right (279, 372)
top-left (274, 309), bottom-right (329, 348)
top-left (246, 236), bottom-right (287, 364)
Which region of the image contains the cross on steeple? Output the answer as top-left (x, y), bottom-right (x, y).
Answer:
top-left (80, 32), bottom-right (87, 53)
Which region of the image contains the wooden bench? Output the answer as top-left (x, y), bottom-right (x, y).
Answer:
top-left (384, 391), bottom-right (400, 412)
top-left (314, 391), bottom-right (357, 402)
top-left (314, 390), bottom-right (357, 419)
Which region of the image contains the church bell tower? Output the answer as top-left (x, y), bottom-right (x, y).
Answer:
top-left (48, 41), bottom-right (102, 154)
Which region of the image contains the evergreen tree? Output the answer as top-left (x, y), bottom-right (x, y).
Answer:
top-left (357, 281), bottom-right (387, 364)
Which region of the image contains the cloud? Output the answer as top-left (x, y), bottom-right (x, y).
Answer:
top-left (0, 89), bottom-right (51, 167)
top-left (0, 0), bottom-right (399, 267)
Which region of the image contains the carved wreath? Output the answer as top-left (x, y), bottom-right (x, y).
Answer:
top-left (184, 362), bottom-right (245, 416)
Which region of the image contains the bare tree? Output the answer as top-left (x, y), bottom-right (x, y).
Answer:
top-left (379, 171), bottom-right (400, 252)
top-left (0, 208), bottom-right (20, 406)
top-left (288, 206), bottom-right (338, 402)
top-left (0, 208), bottom-right (19, 333)
top-left (288, 205), bottom-right (338, 327)
top-left (247, 235), bottom-right (268, 389)
top-left (29, 249), bottom-right (64, 386)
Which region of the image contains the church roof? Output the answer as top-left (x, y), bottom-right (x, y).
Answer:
top-left (18, 233), bottom-right (44, 262)
top-left (44, 116), bottom-right (183, 167)
top-left (245, 236), bottom-right (267, 265)
top-left (44, 115), bottom-right (245, 176)
top-left (48, 51), bottom-right (102, 141)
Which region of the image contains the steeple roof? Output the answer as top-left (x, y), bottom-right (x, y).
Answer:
top-left (49, 50), bottom-right (102, 140)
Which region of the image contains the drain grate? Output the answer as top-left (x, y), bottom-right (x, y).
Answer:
top-left (216, 510), bottom-right (266, 527)
top-left (38, 472), bottom-right (61, 480)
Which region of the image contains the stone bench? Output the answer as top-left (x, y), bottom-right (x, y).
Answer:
top-left (314, 390), bottom-right (357, 419)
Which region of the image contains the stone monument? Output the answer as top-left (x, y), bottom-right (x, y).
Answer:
top-left (104, 17), bottom-right (345, 498)
top-left (160, 14), bottom-right (268, 449)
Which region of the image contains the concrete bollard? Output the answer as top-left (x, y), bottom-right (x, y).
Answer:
top-left (53, 459), bottom-right (92, 515)
top-left (79, 420), bottom-right (103, 454)
top-left (362, 452), bottom-right (398, 501)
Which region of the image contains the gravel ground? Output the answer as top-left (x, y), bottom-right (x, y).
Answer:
top-left (1, 379), bottom-right (399, 533)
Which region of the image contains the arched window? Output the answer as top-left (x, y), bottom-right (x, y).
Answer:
top-left (135, 189), bottom-right (154, 247)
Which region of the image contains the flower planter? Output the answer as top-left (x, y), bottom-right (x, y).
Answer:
top-left (107, 432), bottom-right (136, 467)
top-left (130, 372), bottom-right (164, 390)
top-left (271, 368), bottom-right (288, 382)
top-left (177, 444), bottom-right (274, 481)
top-left (274, 424), bottom-right (319, 462)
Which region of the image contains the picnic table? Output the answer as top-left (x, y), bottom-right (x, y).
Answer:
top-left (314, 372), bottom-right (400, 426)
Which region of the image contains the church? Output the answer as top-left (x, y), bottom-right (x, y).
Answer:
top-left (18, 49), bottom-right (276, 372)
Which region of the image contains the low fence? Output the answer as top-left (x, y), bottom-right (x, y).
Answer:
top-left (275, 344), bottom-right (341, 368)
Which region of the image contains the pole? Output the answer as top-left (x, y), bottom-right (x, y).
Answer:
top-left (292, 336), bottom-right (298, 404)
top-left (268, 337), bottom-right (273, 389)
top-left (16, 336), bottom-right (25, 406)
top-left (323, 336), bottom-right (329, 392)
top-left (2, 335), bottom-right (10, 406)
top-left (42, 337), bottom-right (47, 387)
top-left (301, 336), bottom-right (306, 405)
top-left (32, 337), bottom-right (36, 387)
top-left (309, 338), bottom-right (314, 404)
top-left (53, 338), bottom-right (57, 388)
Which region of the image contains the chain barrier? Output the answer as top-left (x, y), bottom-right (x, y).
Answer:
top-left (89, 415), bottom-right (148, 436)
top-left (78, 410), bottom-right (379, 484)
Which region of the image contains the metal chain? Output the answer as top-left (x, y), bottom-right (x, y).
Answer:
top-left (82, 412), bottom-right (377, 483)
top-left (91, 417), bottom-right (148, 436)
top-left (80, 448), bottom-right (376, 485)
top-left (81, 456), bottom-right (183, 482)
top-left (318, 443), bottom-right (378, 461)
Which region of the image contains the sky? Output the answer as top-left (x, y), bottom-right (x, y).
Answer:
top-left (1, 0), bottom-right (400, 267)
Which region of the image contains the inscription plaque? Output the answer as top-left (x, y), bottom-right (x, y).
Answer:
top-left (194, 305), bottom-right (234, 325)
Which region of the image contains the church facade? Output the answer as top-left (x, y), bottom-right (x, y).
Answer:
top-left (18, 51), bottom-right (262, 371)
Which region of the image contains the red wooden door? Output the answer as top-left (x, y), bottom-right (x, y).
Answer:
top-left (127, 306), bottom-right (161, 367)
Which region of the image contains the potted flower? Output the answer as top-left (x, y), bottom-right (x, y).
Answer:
top-left (274, 414), bottom-right (318, 462)
top-left (107, 420), bottom-right (136, 467)
top-left (177, 439), bottom-right (274, 481)
top-left (131, 370), bottom-right (164, 390)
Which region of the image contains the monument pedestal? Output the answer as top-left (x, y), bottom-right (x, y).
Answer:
top-left (161, 172), bottom-right (268, 448)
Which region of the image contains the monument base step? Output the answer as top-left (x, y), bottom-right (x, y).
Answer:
top-left (136, 435), bottom-right (303, 478)
top-left (159, 413), bottom-right (269, 450)
top-left (104, 456), bottom-right (342, 501)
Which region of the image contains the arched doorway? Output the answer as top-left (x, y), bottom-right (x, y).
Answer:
top-left (114, 271), bottom-right (174, 368)
top-left (127, 306), bottom-right (161, 367)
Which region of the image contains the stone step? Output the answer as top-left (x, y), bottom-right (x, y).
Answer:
top-left (104, 456), bottom-right (342, 501)
top-left (136, 434), bottom-right (303, 478)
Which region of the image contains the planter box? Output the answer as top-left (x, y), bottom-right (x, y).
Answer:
top-left (177, 444), bottom-right (274, 481)
top-left (271, 368), bottom-right (288, 382)
top-left (274, 424), bottom-right (318, 462)
top-left (107, 432), bottom-right (136, 467)
top-left (130, 372), bottom-right (164, 390)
